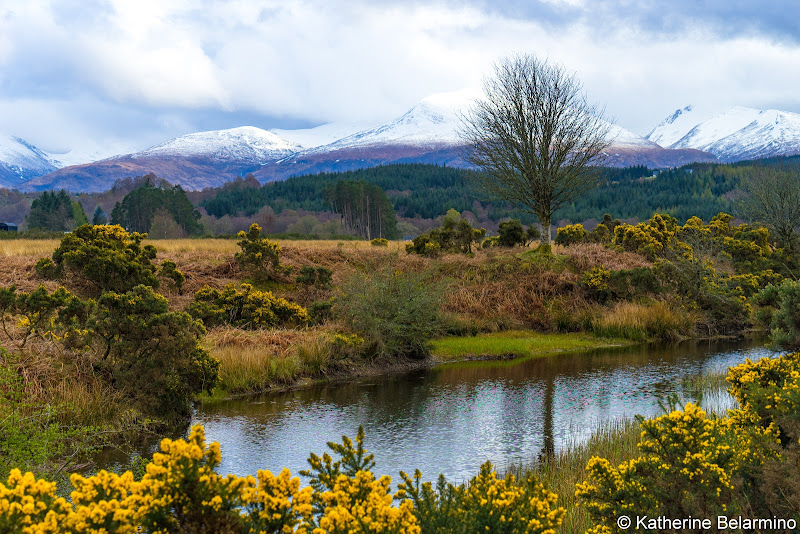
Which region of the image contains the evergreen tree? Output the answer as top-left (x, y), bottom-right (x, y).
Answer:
top-left (92, 205), bottom-right (108, 225)
top-left (26, 190), bottom-right (84, 231)
top-left (111, 175), bottom-right (202, 236)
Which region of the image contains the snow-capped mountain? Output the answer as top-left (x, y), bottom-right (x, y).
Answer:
top-left (20, 127), bottom-right (301, 192)
top-left (0, 134), bottom-right (58, 187)
top-left (647, 106), bottom-right (800, 161)
top-left (253, 92), bottom-right (715, 182)
top-left (304, 91), bottom-right (475, 153)
top-left (271, 121), bottom-right (381, 150)
top-left (20, 93), bottom-right (718, 192)
top-left (134, 126), bottom-right (300, 162)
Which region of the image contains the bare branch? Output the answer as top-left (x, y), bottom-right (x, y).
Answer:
top-left (459, 54), bottom-right (611, 245)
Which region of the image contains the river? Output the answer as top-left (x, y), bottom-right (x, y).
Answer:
top-left (189, 338), bottom-right (774, 482)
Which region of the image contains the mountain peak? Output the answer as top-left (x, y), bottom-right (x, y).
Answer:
top-left (647, 106), bottom-right (800, 161)
top-left (0, 134), bottom-right (58, 187)
top-left (134, 126), bottom-right (301, 163)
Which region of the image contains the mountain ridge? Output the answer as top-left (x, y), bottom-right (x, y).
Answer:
top-left (647, 106), bottom-right (800, 161)
top-left (2, 93), bottom-right (734, 192)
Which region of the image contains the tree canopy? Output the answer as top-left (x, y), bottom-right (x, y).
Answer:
top-left (461, 54), bottom-right (611, 245)
top-left (26, 190), bottom-right (87, 231)
top-left (110, 174), bottom-right (202, 236)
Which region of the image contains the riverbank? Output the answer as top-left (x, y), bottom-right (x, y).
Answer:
top-left (430, 330), bottom-right (635, 362)
top-left (0, 231), bottom-right (777, 478)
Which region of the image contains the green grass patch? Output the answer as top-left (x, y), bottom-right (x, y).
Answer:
top-left (430, 330), bottom-right (633, 361)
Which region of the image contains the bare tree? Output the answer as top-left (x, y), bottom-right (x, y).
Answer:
top-left (460, 54), bottom-right (611, 246)
top-left (739, 166), bottom-right (800, 250)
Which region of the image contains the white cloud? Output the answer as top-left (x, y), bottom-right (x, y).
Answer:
top-left (0, 0), bottom-right (799, 153)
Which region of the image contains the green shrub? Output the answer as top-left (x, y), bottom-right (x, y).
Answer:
top-left (158, 259), bottom-right (185, 293)
top-left (188, 283), bottom-right (309, 329)
top-left (91, 285), bottom-right (218, 419)
top-left (335, 268), bottom-right (445, 359)
top-left (607, 267), bottom-right (662, 300)
top-left (44, 224), bottom-right (159, 294)
top-left (526, 224), bottom-right (541, 244)
top-left (370, 237), bottom-right (389, 247)
top-left (296, 266), bottom-right (333, 289)
top-left (555, 223), bottom-right (587, 246)
top-left (577, 402), bottom-right (739, 529)
top-left (497, 219), bottom-right (526, 247)
top-left (234, 223), bottom-right (285, 280)
top-left (0, 284), bottom-right (90, 350)
top-left (588, 223), bottom-right (611, 244)
top-left (755, 279), bottom-right (800, 348)
top-left (481, 236), bottom-right (499, 249)
top-left (399, 461), bottom-right (565, 533)
top-left (308, 299), bottom-right (334, 325)
top-left (406, 211), bottom-right (486, 255)
top-left (579, 267), bottom-right (611, 302)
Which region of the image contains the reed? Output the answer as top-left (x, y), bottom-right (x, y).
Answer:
top-left (592, 301), bottom-right (696, 342)
top-left (206, 326), bottom-right (336, 394)
top-left (506, 418), bottom-right (642, 533)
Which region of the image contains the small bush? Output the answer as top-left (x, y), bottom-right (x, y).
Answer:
top-left (45, 224), bottom-right (158, 294)
top-left (335, 267), bottom-right (445, 359)
top-left (234, 223), bottom-right (285, 280)
top-left (555, 223), bottom-right (587, 246)
top-left (188, 283), bottom-right (310, 329)
top-left (577, 402), bottom-right (739, 528)
top-left (497, 219), bottom-right (526, 247)
top-left (296, 265), bottom-right (333, 289)
top-left (406, 211), bottom-right (486, 255)
top-left (370, 237), bottom-right (389, 247)
top-left (526, 225), bottom-right (541, 244)
top-left (755, 279), bottom-right (800, 348)
top-left (579, 266), bottom-right (611, 302)
top-left (158, 259), bottom-right (185, 293)
top-left (399, 461), bottom-right (565, 533)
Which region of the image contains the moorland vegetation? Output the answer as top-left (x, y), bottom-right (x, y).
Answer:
top-left (3, 162), bottom-right (800, 530)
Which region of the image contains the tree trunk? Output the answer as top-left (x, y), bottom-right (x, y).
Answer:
top-left (540, 213), bottom-right (552, 246)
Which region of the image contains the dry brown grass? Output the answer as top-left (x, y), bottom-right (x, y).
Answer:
top-left (561, 243), bottom-right (651, 271)
top-left (204, 326), bottom-right (336, 393)
top-left (0, 239), bottom-right (60, 257)
top-left (592, 300), bottom-right (697, 341)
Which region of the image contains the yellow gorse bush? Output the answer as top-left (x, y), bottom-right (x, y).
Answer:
top-left (578, 351), bottom-right (800, 532)
top-left (0, 425), bottom-right (421, 533)
top-left (576, 402), bottom-right (739, 532)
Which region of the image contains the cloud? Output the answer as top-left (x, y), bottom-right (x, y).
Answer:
top-left (0, 0), bottom-right (799, 155)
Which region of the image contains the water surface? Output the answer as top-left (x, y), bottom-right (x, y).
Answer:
top-left (193, 338), bottom-right (774, 482)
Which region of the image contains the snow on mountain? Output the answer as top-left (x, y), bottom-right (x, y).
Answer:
top-left (301, 90), bottom-right (478, 154)
top-left (133, 126), bottom-right (301, 163)
top-left (647, 106), bottom-right (800, 161)
top-left (299, 89), bottom-right (656, 156)
top-left (0, 134), bottom-right (58, 186)
top-left (606, 124), bottom-right (660, 149)
top-left (271, 121), bottom-right (381, 149)
top-left (646, 105), bottom-right (711, 148)
top-left (46, 143), bottom-right (138, 168)
top-left (21, 127), bottom-right (304, 193)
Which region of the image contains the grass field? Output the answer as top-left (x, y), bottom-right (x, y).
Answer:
top-left (430, 330), bottom-right (634, 361)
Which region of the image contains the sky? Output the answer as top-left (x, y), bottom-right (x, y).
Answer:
top-left (2, 0), bottom-right (800, 160)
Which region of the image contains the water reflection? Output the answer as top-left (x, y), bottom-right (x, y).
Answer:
top-left (192, 339), bottom-right (774, 482)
